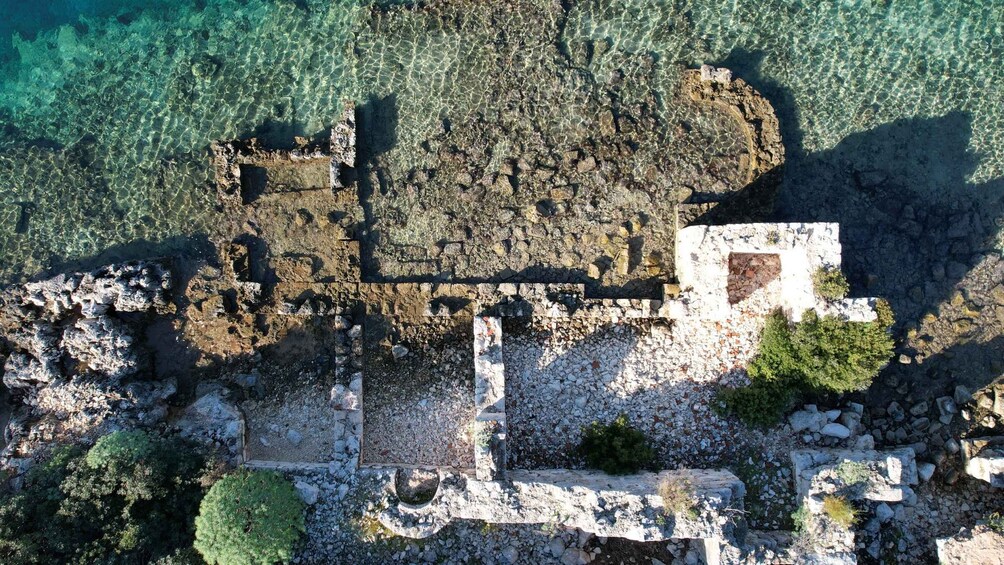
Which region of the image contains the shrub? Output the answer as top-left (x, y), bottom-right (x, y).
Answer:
top-left (789, 310), bottom-right (894, 394)
top-left (813, 267), bottom-right (849, 300)
top-left (657, 477), bottom-right (696, 518)
top-left (791, 505), bottom-right (810, 532)
top-left (724, 310), bottom-right (894, 427)
top-left (0, 431), bottom-right (207, 565)
top-left (717, 379), bottom-right (793, 428)
top-left (987, 511), bottom-right (1004, 533)
top-left (822, 495), bottom-right (859, 529)
top-left (578, 414), bottom-right (654, 475)
top-left (834, 460), bottom-right (871, 486)
top-left (194, 470), bottom-right (305, 565)
top-left (875, 298), bottom-right (895, 329)
top-left (85, 429), bottom-right (156, 468)
top-left (470, 420), bottom-right (498, 449)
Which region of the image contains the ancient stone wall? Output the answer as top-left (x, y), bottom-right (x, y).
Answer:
top-left (378, 468), bottom-right (745, 546)
top-left (675, 222), bottom-right (878, 322)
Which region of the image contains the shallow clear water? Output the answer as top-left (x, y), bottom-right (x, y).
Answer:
top-left (0, 0), bottom-right (1001, 284)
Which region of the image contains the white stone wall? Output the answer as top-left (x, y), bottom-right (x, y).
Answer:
top-left (791, 448), bottom-right (919, 509)
top-left (473, 316), bottom-right (506, 480)
top-left (379, 468), bottom-right (745, 546)
top-left (675, 223), bottom-right (877, 322)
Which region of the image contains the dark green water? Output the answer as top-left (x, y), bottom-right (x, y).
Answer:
top-left (0, 0), bottom-right (1002, 284)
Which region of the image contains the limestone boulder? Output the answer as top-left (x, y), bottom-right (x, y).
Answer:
top-left (173, 385), bottom-right (245, 458)
top-left (62, 316), bottom-right (138, 381)
top-left (937, 525), bottom-right (1004, 565)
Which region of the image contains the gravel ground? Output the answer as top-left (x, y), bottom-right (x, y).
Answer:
top-left (503, 277), bottom-right (801, 529)
top-left (362, 317), bottom-right (476, 469)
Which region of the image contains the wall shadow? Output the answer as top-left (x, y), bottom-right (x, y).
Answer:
top-left (775, 112), bottom-right (1003, 328)
top-left (40, 233), bottom-right (215, 283)
top-left (356, 94), bottom-right (400, 279)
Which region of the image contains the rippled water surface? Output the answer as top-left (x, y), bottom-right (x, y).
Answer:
top-left (0, 0), bottom-right (1001, 283)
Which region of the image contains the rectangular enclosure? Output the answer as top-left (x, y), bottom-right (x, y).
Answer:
top-left (360, 315), bottom-right (476, 469)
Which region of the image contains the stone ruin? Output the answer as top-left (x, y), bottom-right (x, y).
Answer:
top-left (198, 67), bottom-right (888, 563)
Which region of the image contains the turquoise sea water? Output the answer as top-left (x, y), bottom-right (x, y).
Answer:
top-left (0, 0), bottom-right (1002, 284)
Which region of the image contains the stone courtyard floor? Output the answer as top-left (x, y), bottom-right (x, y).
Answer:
top-left (503, 276), bottom-right (802, 529)
top-left (361, 316), bottom-right (476, 469)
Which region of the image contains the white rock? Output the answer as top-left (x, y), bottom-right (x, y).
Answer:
top-left (918, 462), bottom-right (936, 482)
top-left (875, 502), bottom-right (894, 523)
top-left (789, 410), bottom-right (823, 433)
top-left (548, 538), bottom-right (566, 558)
top-left (501, 546), bottom-right (519, 564)
top-left (295, 480), bottom-right (320, 505)
top-left (821, 423), bottom-right (851, 439)
top-left (392, 344), bottom-right (409, 359)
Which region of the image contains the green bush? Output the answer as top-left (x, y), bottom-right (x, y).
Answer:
top-left (718, 379), bottom-right (793, 428)
top-left (987, 511), bottom-right (1004, 533)
top-left (578, 414), bottom-right (654, 475)
top-left (812, 267), bottom-right (849, 300)
top-left (723, 309), bottom-right (894, 427)
top-left (85, 429), bottom-right (156, 468)
top-left (875, 298), bottom-right (895, 329)
top-left (788, 310), bottom-right (895, 393)
top-left (194, 470), bottom-right (305, 565)
top-left (0, 431), bottom-right (208, 565)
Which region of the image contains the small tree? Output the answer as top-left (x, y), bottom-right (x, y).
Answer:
top-left (578, 414), bottom-right (654, 475)
top-left (723, 309), bottom-right (894, 427)
top-left (0, 431), bottom-right (206, 564)
top-left (194, 470), bottom-right (305, 565)
top-left (790, 310), bottom-right (894, 394)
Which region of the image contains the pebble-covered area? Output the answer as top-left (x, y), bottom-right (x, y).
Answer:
top-left (362, 318), bottom-right (476, 469)
top-left (502, 276), bottom-right (803, 529)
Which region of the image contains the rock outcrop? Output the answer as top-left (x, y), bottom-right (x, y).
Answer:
top-left (0, 261), bottom-right (175, 466)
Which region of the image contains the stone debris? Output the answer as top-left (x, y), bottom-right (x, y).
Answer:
top-left (961, 437), bottom-right (1004, 487)
top-left (172, 384), bottom-right (245, 460)
top-left (791, 448), bottom-right (919, 508)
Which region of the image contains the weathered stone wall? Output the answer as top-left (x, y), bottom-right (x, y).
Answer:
top-left (473, 316), bottom-right (506, 480)
top-left (962, 436), bottom-right (1004, 487)
top-left (675, 222), bottom-right (878, 322)
top-left (378, 468), bottom-right (745, 545)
